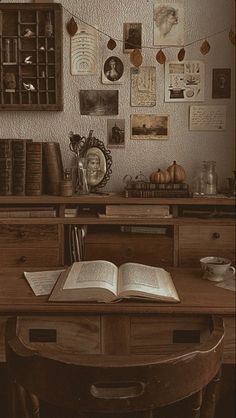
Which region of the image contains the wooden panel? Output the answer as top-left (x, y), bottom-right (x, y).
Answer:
top-left (17, 316), bottom-right (101, 356)
top-left (0, 248), bottom-right (60, 267)
top-left (85, 235), bottom-right (173, 267)
top-left (0, 317), bottom-right (9, 362)
top-left (0, 224), bottom-right (59, 246)
top-left (130, 315), bottom-right (210, 355)
top-left (179, 225), bottom-right (235, 266)
top-left (222, 316), bottom-right (236, 364)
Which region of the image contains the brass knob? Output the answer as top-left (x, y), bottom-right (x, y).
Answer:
top-left (20, 256), bottom-right (27, 263)
top-left (212, 232), bottom-right (220, 239)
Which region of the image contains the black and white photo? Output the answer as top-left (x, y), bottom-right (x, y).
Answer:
top-left (123, 23), bottom-right (142, 53)
top-left (102, 56), bottom-right (124, 84)
top-left (107, 119), bottom-right (125, 148)
top-left (131, 114), bottom-right (169, 140)
top-left (79, 90), bottom-right (119, 116)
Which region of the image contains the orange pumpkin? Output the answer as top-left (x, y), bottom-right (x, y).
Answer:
top-left (150, 169), bottom-right (171, 184)
top-left (167, 161), bottom-right (186, 183)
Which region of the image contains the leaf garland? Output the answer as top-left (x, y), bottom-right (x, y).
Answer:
top-left (156, 49), bottom-right (166, 64)
top-left (200, 40), bottom-right (211, 55)
top-left (66, 17), bottom-right (78, 37)
top-left (130, 49), bottom-right (143, 67)
top-left (177, 48), bottom-right (185, 61)
top-left (107, 38), bottom-right (117, 50)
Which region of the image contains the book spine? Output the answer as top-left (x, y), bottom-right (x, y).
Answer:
top-left (12, 139), bottom-right (28, 195)
top-left (26, 142), bottom-right (43, 196)
top-left (43, 142), bottom-right (64, 195)
top-left (124, 189), bottom-right (190, 198)
top-left (0, 139), bottom-right (12, 195)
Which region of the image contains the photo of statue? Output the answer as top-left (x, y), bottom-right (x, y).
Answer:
top-left (153, 1), bottom-right (184, 46)
top-left (85, 147), bottom-right (106, 187)
top-left (102, 56), bottom-right (124, 84)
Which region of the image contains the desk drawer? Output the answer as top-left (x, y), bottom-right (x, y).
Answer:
top-left (0, 224), bottom-right (59, 246)
top-left (0, 248), bottom-right (60, 267)
top-left (179, 225), bottom-right (235, 266)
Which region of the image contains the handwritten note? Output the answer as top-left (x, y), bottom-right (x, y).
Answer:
top-left (24, 269), bottom-right (65, 296)
top-left (189, 105), bottom-right (226, 131)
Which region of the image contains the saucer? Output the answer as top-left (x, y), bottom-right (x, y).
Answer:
top-left (203, 269), bottom-right (235, 282)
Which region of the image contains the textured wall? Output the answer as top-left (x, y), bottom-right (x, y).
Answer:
top-left (0, 0), bottom-right (235, 192)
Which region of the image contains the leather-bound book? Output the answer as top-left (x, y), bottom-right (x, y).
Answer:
top-left (0, 139), bottom-right (13, 195)
top-left (43, 142), bottom-right (64, 195)
top-left (26, 142), bottom-right (43, 196)
top-left (12, 139), bottom-right (32, 195)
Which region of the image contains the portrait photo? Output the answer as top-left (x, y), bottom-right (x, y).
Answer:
top-left (212, 68), bottom-right (231, 99)
top-left (102, 56), bottom-right (124, 84)
top-left (79, 90), bottom-right (119, 116)
top-left (131, 114), bottom-right (169, 140)
top-left (123, 23), bottom-right (142, 53)
top-left (153, 0), bottom-right (184, 46)
top-left (107, 119), bottom-right (125, 148)
top-left (85, 147), bottom-right (106, 187)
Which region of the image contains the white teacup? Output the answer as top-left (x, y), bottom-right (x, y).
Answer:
top-left (200, 256), bottom-right (235, 282)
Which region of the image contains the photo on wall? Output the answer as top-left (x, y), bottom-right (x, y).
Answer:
top-left (71, 22), bottom-right (98, 75)
top-left (153, 0), bottom-right (184, 46)
top-left (107, 119), bottom-right (125, 148)
top-left (123, 23), bottom-right (142, 53)
top-left (102, 56), bottom-right (124, 84)
top-left (165, 61), bottom-right (205, 102)
top-left (131, 114), bottom-right (169, 140)
top-left (130, 67), bottom-right (156, 107)
top-left (212, 68), bottom-right (231, 99)
top-left (79, 90), bottom-right (119, 116)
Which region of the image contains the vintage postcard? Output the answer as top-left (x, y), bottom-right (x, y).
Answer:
top-left (71, 23), bottom-right (98, 75)
top-left (130, 67), bottom-right (156, 107)
top-left (212, 68), bottom-right (231, 99)
top-left (131, 114), bottom-right (169, 140)
top-left (165, 61), bottom-right (205, 102)
top-left (189, 105), bottom-right (226, 131)
top-left (107, 119), bottom-right (125, 148)
top-left (123, 23), bottom-right (142, 53)
top-left (79, 90), bottom-right (118, 116)
top-left (102, 56), bottom-right (124, 84)
top-left (153, 0), bottom-right (184, 46)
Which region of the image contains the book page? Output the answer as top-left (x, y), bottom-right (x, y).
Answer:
top-left (24, 269), bottom-right (65, 296)
top-left (62, 260), bottom-right (118, 294)
top-left (118, 263), bottom-right (179, 301)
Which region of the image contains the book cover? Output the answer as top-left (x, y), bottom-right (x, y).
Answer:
top-left (43, 142), bottom-right (64, 195)
top-left (0, 139), bottom-right (13, 195)
top-left (12, 139), bottom-right (32, 195)
top-left (26, 142), bottom-right (43, 196)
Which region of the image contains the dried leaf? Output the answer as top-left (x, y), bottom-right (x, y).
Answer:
top-left (178, 48), bottom-right (185, 61)
top-left (156, 49), bottom-right (166, 64)
top-left (229, 28), bottom-right (236, 45)
top-left (130, 49), bottom-right (143, 67)
top-left (200, 40), bottom-right (211, 55)
top-left (66, 17), bottom-right (78, 37)
top-left (107, 38), bottom-right (117, 50)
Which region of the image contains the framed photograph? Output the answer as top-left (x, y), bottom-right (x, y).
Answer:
top-left (79, 90), bottom-right (119, 116)
top-left (131, 114), bottom-right (169, 140)
top-left (212, 68), bottom-right (231, 99)
top-left (165, 61), bottom-right (205, 102)
top-left (153, 0), bottom-right (184, 46)
top-left (123, 23), bottom-right (142, 53)
top-left (79, 135), bottom-right (113, 191)
top-left (107, 119), bottom-right (125, 148)
top-left (71, 22), bottom-right (98, 75)
top-left (130, 67), bottom-right (156, 107)
top-left (102, 56), bottom-right (124, 84)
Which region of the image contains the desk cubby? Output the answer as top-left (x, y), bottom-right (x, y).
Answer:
top-left (0, 2), bottom-right (63, 110)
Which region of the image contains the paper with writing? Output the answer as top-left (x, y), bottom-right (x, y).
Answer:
top-left (189, 105), bottom-right (226, 131)
top-left (24, 269), bottom-right (65, 296)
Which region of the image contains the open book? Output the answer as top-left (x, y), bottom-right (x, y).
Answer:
top-left (49, 260), bottom-right (180, 303)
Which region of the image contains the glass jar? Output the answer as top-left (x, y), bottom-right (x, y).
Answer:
top-left (73, 157), bottom-right (89, 195)
top-left (204, 161), bottom-right (217, 195)
top-left (192, 162), bottom-right (207, 195)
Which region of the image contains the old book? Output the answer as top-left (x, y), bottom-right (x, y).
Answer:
top-left (0, 139), bottom-right (12, 195)
top-left (49, 260), bottom-right (180, 303)
top-left (105, 204), bottom-right (170, 216)
top-left (26, 142), bottom-right (43, 196)
top-left (43, 142), bottom-right (64, 195)
top-left (12, 139), bottom-right (32, 195)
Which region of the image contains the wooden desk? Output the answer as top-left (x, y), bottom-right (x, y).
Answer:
top-left (0, 267), bottom-right (235, 364)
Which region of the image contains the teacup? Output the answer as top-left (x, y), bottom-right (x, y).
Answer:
top-left (200, 256), bottom-right (235, 282)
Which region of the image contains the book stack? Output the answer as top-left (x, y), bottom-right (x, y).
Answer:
top-left (0, 206), bottom-right (56, 218)
top-left (0, 138), bottom-right (64, 196)
top-left (100, 204), bottom-right (172, 218)
top-left (68, 225), bottom-right (87, 263)
top-left (124, 181), bottom-right (190, 198)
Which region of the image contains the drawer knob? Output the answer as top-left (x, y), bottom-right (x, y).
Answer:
top-left (20, 256), bottom-right (27, 263)
top-left (17, 231), bottom-right (26, 239)
top-left (212, 232), bottom-right (220, 239)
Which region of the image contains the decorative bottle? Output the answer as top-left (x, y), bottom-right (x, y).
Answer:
top-left (204, 161), bottom-right (217, 195)
top-left (192, 162), bottom-right (207, 196)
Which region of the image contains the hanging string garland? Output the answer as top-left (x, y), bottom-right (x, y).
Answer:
top-left (63, 4), bottom-right (235, 63)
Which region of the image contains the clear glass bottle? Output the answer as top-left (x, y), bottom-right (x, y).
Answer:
top-left (192, 162), bottom-right (207, 196)
top-left (204, 161), bottom-right (217, 195)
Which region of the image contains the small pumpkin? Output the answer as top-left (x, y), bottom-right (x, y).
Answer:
top-left (150, 169), bottom-right (171, 184)
top-left (167, 161), bottom-right (186, 183)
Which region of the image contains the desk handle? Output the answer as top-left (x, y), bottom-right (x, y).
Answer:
top-left (212, 232), bottom-right (220, 239)
top-left (90, 381), bottom-right (144, 399)
top-left (19, 256), bottom-right (27, 263)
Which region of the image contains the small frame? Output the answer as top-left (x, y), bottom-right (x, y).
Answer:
top-left (123, 23), bottom-right (142, 53)
top-left (212, 68), bottom-right (231, 99)
top-left (102, 56), bottom-right (124, 84)
top-left (131, 114), bottom-right (169, 140)
top-left (79, 90), bottom-right (119, 116)
top-left (79, 133), bottom-right (112, 191)
top-left (107, 119), bottom-right (125, 148)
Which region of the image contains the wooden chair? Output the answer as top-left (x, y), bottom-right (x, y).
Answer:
top-left (5, 315), bottom-right (224, 418)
